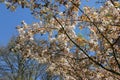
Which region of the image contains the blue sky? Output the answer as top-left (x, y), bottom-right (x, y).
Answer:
top-left (0, 3), bottom-right (39, 46)
top-left (0, 1), bottom-right (100, 46)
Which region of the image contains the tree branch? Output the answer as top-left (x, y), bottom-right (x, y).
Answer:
top-left (53, 16), bottom-right (120, 76)
top-left (71, 1), bottom-right (120, 71)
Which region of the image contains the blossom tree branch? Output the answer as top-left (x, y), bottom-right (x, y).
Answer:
top-left (53, 16), bottom-right (120, 76)
top-left (71, 0), bottom-right (120, 70)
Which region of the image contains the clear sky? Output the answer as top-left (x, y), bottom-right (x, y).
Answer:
top-left (0, 0), bottom-right (100, 46)
top-left (0, 3), bottom-right (39, 46)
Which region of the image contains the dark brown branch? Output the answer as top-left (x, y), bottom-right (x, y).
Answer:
top-left (53, 16), bottom-right (120, 76)
top-left (110, 0), bottom-right (115, 6)
top-left (109, 0), bottom-right (119, 13)
top-left (71, 0), bottom-right (120, 71)
top-left (113, 36), bottom-right (120, 46)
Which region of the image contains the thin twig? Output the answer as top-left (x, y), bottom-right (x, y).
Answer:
top-left (71, 1), bottom-right (120, 70)
top-left (53, 16), bottom-right (120, 76)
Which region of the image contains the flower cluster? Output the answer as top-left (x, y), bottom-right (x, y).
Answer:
top-left (6, 0), bottom-right (120, 79)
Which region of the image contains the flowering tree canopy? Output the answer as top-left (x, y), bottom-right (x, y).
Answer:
top-left (1, 0), bottom-right (120, 79)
